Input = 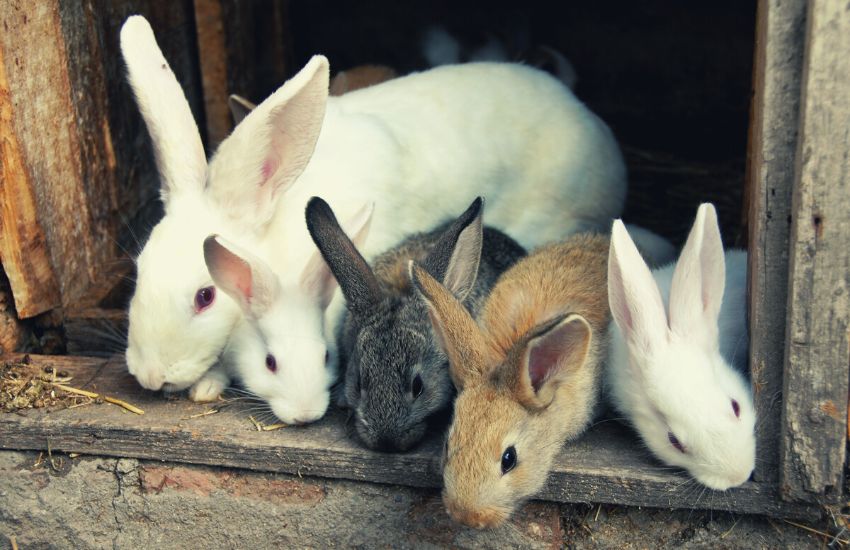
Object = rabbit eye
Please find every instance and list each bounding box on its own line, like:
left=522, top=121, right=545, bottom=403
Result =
left=668, top=432, right=686, bottom=453
left=265, top=354, right=277, bottom=373
left=412, top=374, right=423, bottom=399
left=731, top=399, right=740, bottom=418
left=501, top=446, right=517, bottom=474
left=194, top=286, right=216, bottom=313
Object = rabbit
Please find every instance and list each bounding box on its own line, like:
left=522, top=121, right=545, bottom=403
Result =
left=227, top=63, right=398, bottom=124
left=305, top=196, right=525, bottom=451
left=605, top=203, right=753, bottom=491
left=422, top=25, right=577, bottom=90
left=409, top=232, right=611, bottom=528
left=120, top=15, right=626, bottom=401
left=201, top=202, right=373, bottom=424
left=329, top=65, right=398, bottom=96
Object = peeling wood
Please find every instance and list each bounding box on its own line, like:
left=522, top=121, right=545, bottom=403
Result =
left=744, top=0, right=807, bottom=483
left=779, top=0, right=850, bottom=504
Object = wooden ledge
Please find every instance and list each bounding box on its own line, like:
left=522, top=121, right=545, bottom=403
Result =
left=0, top=354, right=819, bottom=519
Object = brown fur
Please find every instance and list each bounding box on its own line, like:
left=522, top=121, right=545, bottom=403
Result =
left=413, top=233, right=610, bottom=529
left=329, top=65, right=398, bottom=96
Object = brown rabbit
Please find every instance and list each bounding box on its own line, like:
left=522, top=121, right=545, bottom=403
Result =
left=409, top=233, right=610, bottom=529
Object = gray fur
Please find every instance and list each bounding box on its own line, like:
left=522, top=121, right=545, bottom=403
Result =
left=306, top=197, right=525, bottom=451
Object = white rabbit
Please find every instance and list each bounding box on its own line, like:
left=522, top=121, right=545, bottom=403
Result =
left=120, top=15, right=626, bottom=400
left=606, top=203, right=754, bottom=490
left=201, top=204, right=373, bottom=424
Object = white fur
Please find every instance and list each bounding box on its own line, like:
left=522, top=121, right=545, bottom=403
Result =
left=605, top=204, right=754, bottom=490
left=120, top=15, right=626, bottom=400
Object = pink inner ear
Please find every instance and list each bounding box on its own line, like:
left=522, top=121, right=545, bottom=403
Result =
left=261, top=157, right=278, bottom=184
left=529, top=342, right=561, bottom=392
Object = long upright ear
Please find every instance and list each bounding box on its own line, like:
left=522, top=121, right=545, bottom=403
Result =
left=513, top=314, right=592, bottom=409
left=301, top=202, right=374, bottom=310
left=409, top=262, right=491, bottom=390
left=207, top=56, right=330, bottom=229
left=228, top=94, right=256, bottom=126
left=120, top=16, right=206, bottom=203
left=668, top=203, right=725, bottom=342
left=608, top=220, right=669, bottom=353
left=305, top=197, right=382, bottom=316
left=421, top=197, right=484, bottom=302
left=203, top=235, right=279, bottom=318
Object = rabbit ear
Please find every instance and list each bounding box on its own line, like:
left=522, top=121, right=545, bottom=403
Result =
left=207, top=56, right=330, bottom=229
left=301, top=202, right=374, bottom=310
left=228, top=94, right=256, bottom=125
left=120, top=16, right=206, bottom=203
left=203, top=235, right=279, bottom=318
left=608, top=220, right=669, bottom=354
left=421, top=197, right=484, bottom=302
left=306, top=197, right=382, bottom=316
left=513, top=314, right=592, bottom=409
left=668, top=203, right=725, bottom=343
left=409, top=262, right=491, bottom=390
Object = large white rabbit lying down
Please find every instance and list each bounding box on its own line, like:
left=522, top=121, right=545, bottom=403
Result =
left=119, top=15, right=628, bottom=401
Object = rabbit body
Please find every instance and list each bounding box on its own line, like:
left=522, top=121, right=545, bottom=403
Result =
left=121, top=15, right=625, bottom=402
left=605, top=205, right=754, bottom=491
left=311, top=198, right=527, bottom=451
left=411, top=233, right=610, bottom=528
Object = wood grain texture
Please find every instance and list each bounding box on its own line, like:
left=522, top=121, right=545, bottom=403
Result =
left=0, top=353, right=819, bottom=518
left=744, top=0, right=807, bottom=483
left=779, top=0, right=850, bottom=504
left=193, top=0, right=288, bottom=146
left=0, top=2, right=63, bottom=317
left=0, top=1, right=204, bottom=317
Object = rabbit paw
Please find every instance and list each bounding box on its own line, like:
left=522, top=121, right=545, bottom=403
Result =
left=188, top=374, right=227, bottom=402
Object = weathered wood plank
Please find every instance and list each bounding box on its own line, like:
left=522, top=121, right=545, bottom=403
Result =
left=0, top=1, right=204, bottom=317
left=0, top=354, right=819, bottom=518
left=744, top=0, right=807, bottom=483
left=779, top=0, right=850, bottom=504
left=0, top=3, right=63, bottom=318
left=193, top=0, right=288, bottom=146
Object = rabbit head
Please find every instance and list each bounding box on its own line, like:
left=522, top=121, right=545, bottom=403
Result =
left=306, top=197, right=488, bottom=451
left=203, top=209, right=368, bottom=425
left=120, top=16, right=329, bottom=396
left=607, top=204, right=755, bottom=490
left=410, top=263, right=596, bottom=529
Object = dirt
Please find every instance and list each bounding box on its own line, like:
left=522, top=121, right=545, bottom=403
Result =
left=0, top=356, right=91, bottom=412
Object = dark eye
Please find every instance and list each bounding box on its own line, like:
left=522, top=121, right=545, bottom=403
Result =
left=194, top=286, right=215, bottom=312
left=265, top=354, right=277, bottom=373
left=731, top=399, right=740, bottom=418
left=412, top=374, right=423, bottom=399
left=668, top=432, right=686, bottom=453
left=501, top=446, right=517, bottom=474
left=325, top=351, right=330, bottom=364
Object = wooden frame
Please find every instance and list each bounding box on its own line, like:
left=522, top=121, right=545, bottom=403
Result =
left=1, top=0, right=848, bottom=519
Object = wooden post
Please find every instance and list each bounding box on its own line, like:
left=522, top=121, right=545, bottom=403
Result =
left=779, top=0, right=850, bottom=504
left=0, top=1, right=204, bottom=319
left=745, top=0, right=807, bottom=483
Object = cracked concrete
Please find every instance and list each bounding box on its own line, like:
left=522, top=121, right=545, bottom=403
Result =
left=0, top=450, right=822, bottom=548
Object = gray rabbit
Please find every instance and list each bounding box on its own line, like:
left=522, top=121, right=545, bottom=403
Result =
left=306, top=196, right=525, bottom=451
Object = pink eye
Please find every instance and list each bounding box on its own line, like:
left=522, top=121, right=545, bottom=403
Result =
left=731, top=399, right=740, bottom=418
left=265, top=354, right=277, bottom=373
left=194, top=286, right=216, bottom=312
left=668, top=432, right=686, bottom=453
